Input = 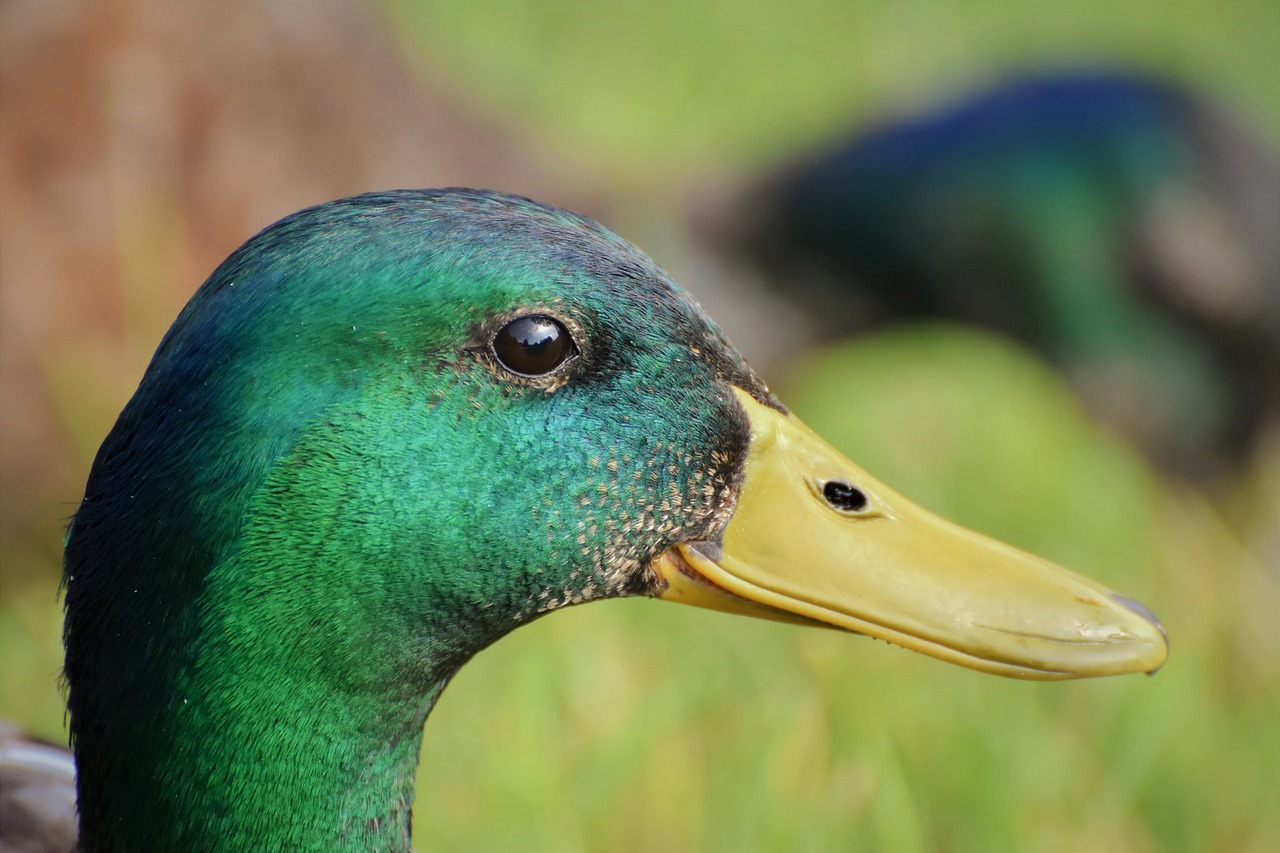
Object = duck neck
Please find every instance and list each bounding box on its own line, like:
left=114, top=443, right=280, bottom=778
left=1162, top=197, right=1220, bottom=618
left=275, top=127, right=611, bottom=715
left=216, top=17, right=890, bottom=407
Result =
left=176, top=671, right=448, bottom=851
left=75, top=613, right=456, bottom=852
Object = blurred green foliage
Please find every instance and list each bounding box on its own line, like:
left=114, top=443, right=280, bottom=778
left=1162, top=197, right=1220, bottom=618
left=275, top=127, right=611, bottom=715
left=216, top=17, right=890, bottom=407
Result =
left=384, top=0, right=1280, bottom=189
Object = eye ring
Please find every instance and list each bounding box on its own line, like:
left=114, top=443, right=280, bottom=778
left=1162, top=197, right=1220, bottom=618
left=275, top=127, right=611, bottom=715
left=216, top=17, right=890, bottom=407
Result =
left=492, top=314, right=577, bottom=377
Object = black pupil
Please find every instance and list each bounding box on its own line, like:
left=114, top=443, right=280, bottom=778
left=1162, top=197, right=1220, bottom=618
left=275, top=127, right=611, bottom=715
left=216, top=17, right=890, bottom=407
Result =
left=823, top=481, right=868, bottom=512
left=494, top=315, right=572, bottom=376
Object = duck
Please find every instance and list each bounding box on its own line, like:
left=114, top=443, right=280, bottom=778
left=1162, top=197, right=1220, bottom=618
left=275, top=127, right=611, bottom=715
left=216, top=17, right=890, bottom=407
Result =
left=42, top=188, right=1166, bottom=851
left=720, top=70, right=1280, bottom=479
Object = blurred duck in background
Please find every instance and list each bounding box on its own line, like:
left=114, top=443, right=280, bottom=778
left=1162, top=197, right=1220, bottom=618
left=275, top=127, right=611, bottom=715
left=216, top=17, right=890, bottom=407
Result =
left=716, top=70, right=1280, bottom=481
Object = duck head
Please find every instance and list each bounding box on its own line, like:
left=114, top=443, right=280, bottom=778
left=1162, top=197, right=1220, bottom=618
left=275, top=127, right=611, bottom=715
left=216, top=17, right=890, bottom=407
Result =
left=63, top=189, right=1166, bottom=850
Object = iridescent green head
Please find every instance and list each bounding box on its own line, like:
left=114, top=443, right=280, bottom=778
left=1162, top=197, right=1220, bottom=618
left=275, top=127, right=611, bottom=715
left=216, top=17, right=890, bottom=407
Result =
left=64, top=190, right=777, bottom=848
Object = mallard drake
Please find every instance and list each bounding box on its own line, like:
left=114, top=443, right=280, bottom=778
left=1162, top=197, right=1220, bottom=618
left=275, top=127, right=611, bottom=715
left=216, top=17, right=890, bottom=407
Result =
left=724, top=70, right=1280, bottom=477
left=55, top=189, right=1165, bottom=850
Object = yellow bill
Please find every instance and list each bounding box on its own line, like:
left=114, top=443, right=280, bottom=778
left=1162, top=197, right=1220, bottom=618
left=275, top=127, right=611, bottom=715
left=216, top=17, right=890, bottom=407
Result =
left=650, top=387, right=1168, bottom=680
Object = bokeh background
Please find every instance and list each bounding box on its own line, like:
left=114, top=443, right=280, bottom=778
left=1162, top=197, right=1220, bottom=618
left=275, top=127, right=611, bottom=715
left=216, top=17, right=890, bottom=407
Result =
left=2, top=1, right=1278, bottom=850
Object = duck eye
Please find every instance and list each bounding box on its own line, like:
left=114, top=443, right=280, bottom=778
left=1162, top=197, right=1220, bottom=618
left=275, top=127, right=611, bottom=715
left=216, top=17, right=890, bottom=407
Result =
left=823, top=480, right=868, bottom=513
left=492, top=315, right=576, bottom=376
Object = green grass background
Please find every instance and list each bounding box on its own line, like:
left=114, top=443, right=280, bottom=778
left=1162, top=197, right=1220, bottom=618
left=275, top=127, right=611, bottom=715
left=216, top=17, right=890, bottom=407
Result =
left=3, top=0, right=1278, bottom=850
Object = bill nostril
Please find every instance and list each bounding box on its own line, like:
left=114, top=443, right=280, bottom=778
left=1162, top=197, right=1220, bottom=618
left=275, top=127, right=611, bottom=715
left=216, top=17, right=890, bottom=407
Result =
left=823, top=481, right=868, bottom=513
